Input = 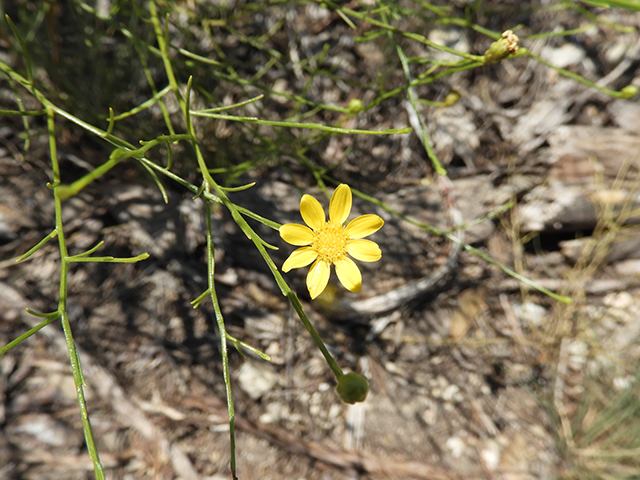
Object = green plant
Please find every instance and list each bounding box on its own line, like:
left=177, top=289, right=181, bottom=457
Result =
left=2, top=1, right=637, bottom=478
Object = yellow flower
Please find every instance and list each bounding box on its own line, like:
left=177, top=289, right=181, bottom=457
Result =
left=279, top=184, right=384, bottom=299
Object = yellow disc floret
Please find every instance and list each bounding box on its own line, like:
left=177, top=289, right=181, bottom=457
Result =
left=312, top=221, right=349, bottom=263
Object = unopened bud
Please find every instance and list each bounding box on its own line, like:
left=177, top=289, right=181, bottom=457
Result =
left=484, top=30, right=519, bottom=64
left=620, top=85, right=638, bottom=99
left=348, top=98, right=363, bottom=113
left=336, top=372, right=369, bottom=404
left=442, top=90, right=461, bottom=107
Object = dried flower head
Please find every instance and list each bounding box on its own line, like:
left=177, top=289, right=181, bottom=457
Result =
left=484, top=30, right=519, bottom=64
left=501, top=30, right=519, bottom=54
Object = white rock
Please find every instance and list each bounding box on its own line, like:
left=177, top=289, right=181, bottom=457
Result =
left=237, top=361, right=278, bottom=400
left=446, top=436, right=466, bottom=458
left=421, top=398, right=438, bottom=426
left=480, top=440, right=501, bottom=470
left=513, top=302, right=547, bottom=326
left=613, top=376, right=633, bottom=391
left=259, top=402, right=288, bottom=424
left=566, top=339, right=588, bottom=371
left=541, top=43, right=586, bottom=68
left=603, top=291, right=633, bottom=310
left=442, top=384, right=460, bottom=402
left=427, top=29, right=470, bottom=62
left=615, top=259, right=640, bottom=277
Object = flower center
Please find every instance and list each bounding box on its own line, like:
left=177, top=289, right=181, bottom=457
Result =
left=312, top=221, right=349, bottom=264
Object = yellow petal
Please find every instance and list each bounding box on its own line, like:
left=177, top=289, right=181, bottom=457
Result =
left=329, top=184, right=352, bottom=225
left=346, top=214, right=384, bottom=239
left=282, top=247, right=318, bottom=272
left=300, top=194, right=325, bottom=230
left=279, top=223, right=314, bottom=246
left=335, top=257, right=362, bottom=293
left=307, top=259, right=331, bottom=299
left=347, top=239, right=382, bottom=262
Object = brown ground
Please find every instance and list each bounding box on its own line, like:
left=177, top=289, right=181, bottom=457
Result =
left=2, top=2, right=640, bottom=480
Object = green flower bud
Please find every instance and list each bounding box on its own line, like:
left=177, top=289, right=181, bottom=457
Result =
left=484, top=30, right=519, bottom=65
left=441, top=91, right=461, bottom=107
left=348, top=98, right=363, bottom=113
left=336, top=372, right=369, bottom=404
left=620, top=85, right=638, bottom=99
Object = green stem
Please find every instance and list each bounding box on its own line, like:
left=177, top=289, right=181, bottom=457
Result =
left=204, top=196, right=237, bottom=480
left=445, top=232, right=572, bottom=304
left=136, top=157, right=282, bottom=230
left=56, top=155, right=123, bottom=200
left=48, top=108, right=104, bottom=479
left=579, top=0, right=640, bottom=12
left=150, top=3, right=241, bottom=474
left=149, top=1, right=183, bottom=104
left=396, top=44, right=446, bottom=176
left=526, top=49, right=635, bottom=98
left=0, top=108, right=46, bottom=115
left=0, top=61, right=132, bottom=150
left=17, top=229, right=58, bottom=261
left=57, top=134, right=193, bottom=200
left=68, top=253, right=150, bottom=263
left=0, top=314, right=60, bottom=356
left=318, top=0, right=484, bottom=63
left=189, top=111, right=412, bottom=136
